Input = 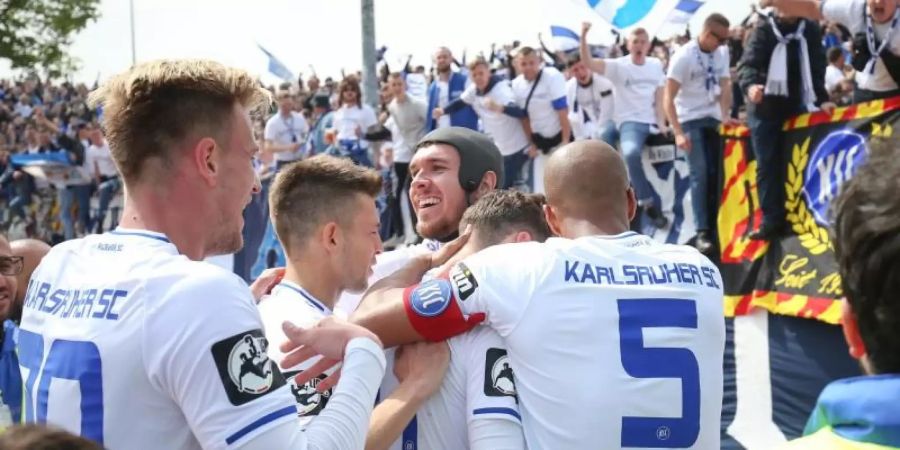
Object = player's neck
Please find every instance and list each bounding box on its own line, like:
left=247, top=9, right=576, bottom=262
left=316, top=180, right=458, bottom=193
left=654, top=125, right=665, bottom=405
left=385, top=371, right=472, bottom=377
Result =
left=118, top=188, right=210, bottom=261
left=563, top=218, right=630, bottom=239
left=283, top=260, right=341, bottom=310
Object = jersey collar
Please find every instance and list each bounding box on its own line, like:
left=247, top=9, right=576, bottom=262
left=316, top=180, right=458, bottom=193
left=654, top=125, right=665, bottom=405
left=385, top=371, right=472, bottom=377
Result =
left=108, top=227, right=171, bottom=243
left=275, top=280, right=332, bottom=315
left=807, top=375, right=900, bottom=447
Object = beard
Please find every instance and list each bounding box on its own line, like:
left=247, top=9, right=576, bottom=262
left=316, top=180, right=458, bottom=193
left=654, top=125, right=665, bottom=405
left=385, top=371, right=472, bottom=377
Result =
left=206, top=220, right=244, bottom=259
left=415, top=214, right=460, bottom=241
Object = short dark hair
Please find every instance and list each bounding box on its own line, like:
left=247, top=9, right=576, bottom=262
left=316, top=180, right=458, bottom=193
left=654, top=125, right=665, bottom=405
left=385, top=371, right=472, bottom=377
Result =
left=828, top=47, right=844, bottom=64
left=703, top=13, right=731, bottom=30
left=467, top=57, right=490, bottom=72
left=461, top=190, right=552, bottom=246
left=0, top=424, right=103, bottom=450
left=831, top=137, right=900, bottom=374
left=269, top=155, right=381, bottom=250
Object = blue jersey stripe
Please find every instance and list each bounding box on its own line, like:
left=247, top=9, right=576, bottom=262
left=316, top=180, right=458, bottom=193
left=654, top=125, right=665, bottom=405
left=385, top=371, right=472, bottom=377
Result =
left=402, top=415, right=417, bottom=450
left=108, top=230, right=171, bottom=243
left=473, top=407, right=521, bottom=421
left=225, top=405, right=297, bottom=445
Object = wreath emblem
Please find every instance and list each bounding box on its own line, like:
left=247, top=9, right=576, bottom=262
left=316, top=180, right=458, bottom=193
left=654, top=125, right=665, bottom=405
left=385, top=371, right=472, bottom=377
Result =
left=785, top=137, right=832, bottom=255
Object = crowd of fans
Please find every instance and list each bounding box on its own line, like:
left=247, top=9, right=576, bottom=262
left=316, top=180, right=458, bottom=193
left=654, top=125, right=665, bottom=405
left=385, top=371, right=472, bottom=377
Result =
left=0, top=5, right=888, bottom=253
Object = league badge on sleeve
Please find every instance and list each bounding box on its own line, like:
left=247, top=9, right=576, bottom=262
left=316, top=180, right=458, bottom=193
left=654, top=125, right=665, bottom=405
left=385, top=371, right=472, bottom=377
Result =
left=285, top=371, right=331, bottom=417
left=212, top=329, right=287, bottom=406
left=484, top=348, right=517, bottom=398
left=450, top=262, right=478, bottom=301
left=409, top=279, right=453, bottom=317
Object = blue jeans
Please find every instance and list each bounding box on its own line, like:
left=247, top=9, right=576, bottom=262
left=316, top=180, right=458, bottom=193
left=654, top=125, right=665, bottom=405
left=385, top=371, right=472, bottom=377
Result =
left=597, top=120, right=618, bottom=147
left=503, top=147, right=530, bottom=190
left=618, top=122, right=654, bottom=201
left=59, top=184, right=93, bottom=240
left=94, top=177, right=121, bottom=233
left=681, top=117, right=721, bottom=231
left=747, top=115, right=787, bottom=226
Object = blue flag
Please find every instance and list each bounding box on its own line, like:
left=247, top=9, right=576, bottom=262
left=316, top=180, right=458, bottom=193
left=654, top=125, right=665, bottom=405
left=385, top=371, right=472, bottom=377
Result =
left=257, top=44, right=295, bottom=81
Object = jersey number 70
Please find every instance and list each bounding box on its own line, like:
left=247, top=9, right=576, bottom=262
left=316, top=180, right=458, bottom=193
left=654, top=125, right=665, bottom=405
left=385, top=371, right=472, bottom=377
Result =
left=618, top=298, right=700, bottom=448
left=18, top=330, right=104, bottom=444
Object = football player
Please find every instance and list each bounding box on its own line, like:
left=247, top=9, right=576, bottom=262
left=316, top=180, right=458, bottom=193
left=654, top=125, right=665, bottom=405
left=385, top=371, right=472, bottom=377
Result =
left=335, top=140, right=726, bottom=449
left=17, top=60, right=385, bottom=450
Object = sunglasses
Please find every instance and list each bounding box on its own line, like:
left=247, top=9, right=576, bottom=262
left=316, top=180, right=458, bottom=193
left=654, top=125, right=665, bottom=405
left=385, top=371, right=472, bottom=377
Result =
left=710, top=32, right=729, bottom=45
left=0, top=256, right=23, bottom=276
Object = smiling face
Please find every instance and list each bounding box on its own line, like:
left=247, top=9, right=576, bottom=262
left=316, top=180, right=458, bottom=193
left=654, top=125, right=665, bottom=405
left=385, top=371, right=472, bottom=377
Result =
left=337, top=193, right=383, bottom=293
left=409, top=143, right=468, bottom=240
left=207, top=104, right=261, bottom=256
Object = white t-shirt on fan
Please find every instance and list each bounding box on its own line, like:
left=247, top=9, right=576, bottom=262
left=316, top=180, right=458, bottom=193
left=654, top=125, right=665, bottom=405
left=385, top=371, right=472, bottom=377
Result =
left=667, top=40, right=730, bottom=123
left=603, top=56, right=665, bottom=125
left=264, top=111, right=309, bottom=162
left=822, top=0, right=900, bottom=92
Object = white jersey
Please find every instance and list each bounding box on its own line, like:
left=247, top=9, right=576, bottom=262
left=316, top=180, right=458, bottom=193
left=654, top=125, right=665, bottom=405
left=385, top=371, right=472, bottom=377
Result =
left=417, top=326, right=522, bottom=450
left=405, top=232, right=725, bottom=449
left=413, top=270, right=522, bottom=450
left=566, top=73, right=615, bottom=141
left=459, top=79, right=530, bottom=156
left=512, top=67, right=568, bottom=138
left=265, top=111, right=310, bottom=162
left=18, top=230, right=298, bottom=450
left=258, top=281, right=334, bottom=428
left=336, top=239, right=441, bottom=450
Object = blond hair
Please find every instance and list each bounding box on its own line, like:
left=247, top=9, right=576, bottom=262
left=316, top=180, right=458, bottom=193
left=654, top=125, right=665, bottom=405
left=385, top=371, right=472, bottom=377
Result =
left=269, top=155, right=382, bottom=250
left=88, top=59, right=271, bottom=183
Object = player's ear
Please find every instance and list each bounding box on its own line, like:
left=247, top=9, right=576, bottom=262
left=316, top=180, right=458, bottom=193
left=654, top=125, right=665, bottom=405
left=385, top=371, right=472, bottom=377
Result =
left=192, top=136, right=219, bottom=187
left=321, top=222, right=340, bottom=251
left=841, top=299, right=868, bottom=362
left=625, top=187, right=637, bottom=223
left=513, top=230, right=533, bottom=243
left=544, top=204, right=563, bottom=237
left=473, top=171, right=498, bottom=202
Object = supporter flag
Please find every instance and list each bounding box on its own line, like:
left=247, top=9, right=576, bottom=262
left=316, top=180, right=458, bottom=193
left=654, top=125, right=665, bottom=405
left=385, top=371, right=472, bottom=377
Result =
left=550, top=25, right=581, bottom=52
left=257, top=44, right=295, bottom=81
left=577, top=0, right=703, bottom=36
left=718, top=95, right=900, bottom=325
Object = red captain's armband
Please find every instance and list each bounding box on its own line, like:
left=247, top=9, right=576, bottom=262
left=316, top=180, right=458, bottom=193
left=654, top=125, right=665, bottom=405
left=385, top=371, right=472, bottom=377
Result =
left=402, top=278, right=484, bottom=342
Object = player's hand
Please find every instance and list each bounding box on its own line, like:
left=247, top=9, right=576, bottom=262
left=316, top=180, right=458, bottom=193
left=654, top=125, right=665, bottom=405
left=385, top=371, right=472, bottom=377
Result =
left=394, top=341, right=450, bottom=396
left=748, top=84, right=765, bottom=104
left=250, top=267, right=285, bottom=303
left=432, top=108, right=444, bottom=120
left=280, top=316, right=382, bottom=392
left=581, top=21, right=592, bottom=36
left=527, top=145, right=539, bottom=158
left=675, top=132, right=691, bottom=152
left=429, top=225, right=471, bottom=269
left=820, top=102, right=837, bottom=115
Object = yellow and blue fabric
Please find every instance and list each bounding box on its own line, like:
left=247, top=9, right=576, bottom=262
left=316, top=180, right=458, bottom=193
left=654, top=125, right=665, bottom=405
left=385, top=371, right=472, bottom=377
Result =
left=782, top=375, right=900, bottom=449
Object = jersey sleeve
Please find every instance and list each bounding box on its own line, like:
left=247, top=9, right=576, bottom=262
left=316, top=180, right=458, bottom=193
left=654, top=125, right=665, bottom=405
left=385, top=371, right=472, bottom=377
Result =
left=401, top=243, right=545, bottom=341
left=550, top=71, right=568, bottom=110
left=603, top=58, right=621, bottom=84
left=460, top=85, right=478, bottom=104
left=143, top=266, right=297, bottom=450
left=362, top=106, right=379, bottom=130
left=264, top=118, right=278, bottom=141
left=717, top=47, right=731, bottom=79
left=667, top=48, right=690, bottom=83
left=463, top=328, right=521, bottom=426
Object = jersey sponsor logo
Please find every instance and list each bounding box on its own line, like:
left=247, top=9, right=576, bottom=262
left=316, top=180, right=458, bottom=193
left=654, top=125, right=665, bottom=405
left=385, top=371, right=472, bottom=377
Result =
left=449, top=263, right=478, bottom=301
left=484, top=348, right=517, bottom=398
left=212, top=329, right=287, bottom=406
left=408, top=279, right=453, bottom=317
left=285, top=370, right=331, bottom=417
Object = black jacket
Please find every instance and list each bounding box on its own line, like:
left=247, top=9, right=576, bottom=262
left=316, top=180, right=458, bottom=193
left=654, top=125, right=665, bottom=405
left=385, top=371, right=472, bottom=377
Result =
left=739, top=16, right=829, bottom=120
